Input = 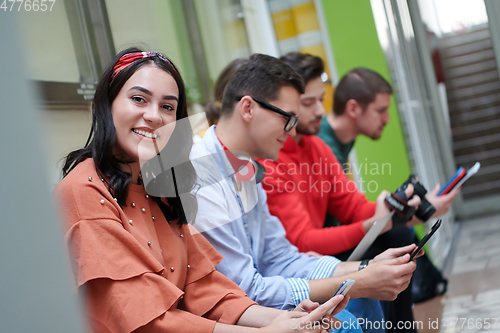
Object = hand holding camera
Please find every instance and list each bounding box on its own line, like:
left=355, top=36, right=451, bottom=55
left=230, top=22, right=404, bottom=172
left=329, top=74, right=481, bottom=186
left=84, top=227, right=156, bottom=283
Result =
left=385, top=175, right=436, bottom=228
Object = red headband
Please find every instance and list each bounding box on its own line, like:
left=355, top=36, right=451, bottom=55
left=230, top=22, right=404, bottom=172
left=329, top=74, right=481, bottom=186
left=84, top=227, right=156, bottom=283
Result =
left=109, top=51, right=177, bottom=83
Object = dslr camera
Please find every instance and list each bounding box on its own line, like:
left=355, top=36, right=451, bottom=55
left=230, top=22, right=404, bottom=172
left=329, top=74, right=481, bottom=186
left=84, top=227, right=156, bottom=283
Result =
left=385, top=175, right=436, bottom=227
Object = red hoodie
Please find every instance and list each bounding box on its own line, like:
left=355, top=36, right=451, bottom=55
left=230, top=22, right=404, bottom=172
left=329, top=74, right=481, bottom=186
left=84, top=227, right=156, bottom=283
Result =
left=260, top=135, right=376, bottom=255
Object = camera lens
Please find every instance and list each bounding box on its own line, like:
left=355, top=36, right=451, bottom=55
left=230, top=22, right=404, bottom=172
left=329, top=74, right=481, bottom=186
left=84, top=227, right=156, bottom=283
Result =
left=415, top=200, right=436, bottom=221
left=407, top=175, right=436, bottom=221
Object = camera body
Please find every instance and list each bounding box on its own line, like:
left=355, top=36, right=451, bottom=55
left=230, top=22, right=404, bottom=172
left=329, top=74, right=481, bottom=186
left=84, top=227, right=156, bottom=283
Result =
left=396, top=175, right=436, bottom=221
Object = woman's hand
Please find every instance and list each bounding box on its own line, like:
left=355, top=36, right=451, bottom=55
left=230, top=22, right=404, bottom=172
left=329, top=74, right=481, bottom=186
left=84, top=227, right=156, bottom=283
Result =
left=293, top=296, right=349, bottom=317
left=260, top=295, right=346, bottom=333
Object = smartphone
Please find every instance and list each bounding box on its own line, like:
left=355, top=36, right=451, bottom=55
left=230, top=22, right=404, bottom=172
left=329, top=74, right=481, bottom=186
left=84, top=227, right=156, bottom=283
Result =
left=409, top=219, right=442, bottom=261
left=438, top=162, right=481, bottom=196
left=438, top=167, right=466, bottom=196
left=327, top=279, right=355, bottom=315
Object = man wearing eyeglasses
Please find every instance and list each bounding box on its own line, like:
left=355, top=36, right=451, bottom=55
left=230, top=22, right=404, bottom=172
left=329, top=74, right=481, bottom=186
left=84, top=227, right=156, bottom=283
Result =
left=190, top=54, right=419, bottom=333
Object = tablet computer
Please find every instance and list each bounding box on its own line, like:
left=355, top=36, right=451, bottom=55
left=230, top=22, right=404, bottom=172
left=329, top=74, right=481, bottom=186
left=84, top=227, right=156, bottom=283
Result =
left=347, top=211, right=394, bottom=261
left=409, top=219, right=441, bottom=261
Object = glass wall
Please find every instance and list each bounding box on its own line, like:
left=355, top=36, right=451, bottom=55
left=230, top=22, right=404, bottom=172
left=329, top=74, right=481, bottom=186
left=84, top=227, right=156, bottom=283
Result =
left=417, top=0, right=500, bottom=204
left=17, top=1, right=80, bottom=82
left=194, top=0, right=251, bottom=84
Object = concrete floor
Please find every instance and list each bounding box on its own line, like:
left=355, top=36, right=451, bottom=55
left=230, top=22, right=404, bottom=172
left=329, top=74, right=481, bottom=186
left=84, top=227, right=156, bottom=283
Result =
left=413, top=214, right=500, bottom=332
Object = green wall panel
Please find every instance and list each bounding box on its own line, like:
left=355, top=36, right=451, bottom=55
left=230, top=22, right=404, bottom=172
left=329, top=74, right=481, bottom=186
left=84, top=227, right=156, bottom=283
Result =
left=321, top=0, right=412, bottom=201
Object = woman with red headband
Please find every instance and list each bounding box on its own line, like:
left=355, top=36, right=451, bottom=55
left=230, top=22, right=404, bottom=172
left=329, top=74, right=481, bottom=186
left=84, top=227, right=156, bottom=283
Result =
left=55, top=47, right=345, bottom=333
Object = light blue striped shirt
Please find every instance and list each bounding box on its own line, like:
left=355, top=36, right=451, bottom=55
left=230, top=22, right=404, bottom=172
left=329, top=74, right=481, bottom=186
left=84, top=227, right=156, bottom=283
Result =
left=190, top=126, right=341, bottom=309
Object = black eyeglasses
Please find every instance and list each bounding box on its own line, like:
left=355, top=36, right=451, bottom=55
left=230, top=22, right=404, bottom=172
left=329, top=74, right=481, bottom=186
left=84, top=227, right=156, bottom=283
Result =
left=237, top=96, right=299, bottom=132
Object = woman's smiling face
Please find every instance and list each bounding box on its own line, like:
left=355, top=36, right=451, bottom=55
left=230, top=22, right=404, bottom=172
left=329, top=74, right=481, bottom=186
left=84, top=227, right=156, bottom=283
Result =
left=111, top=63, right=179, bottom=164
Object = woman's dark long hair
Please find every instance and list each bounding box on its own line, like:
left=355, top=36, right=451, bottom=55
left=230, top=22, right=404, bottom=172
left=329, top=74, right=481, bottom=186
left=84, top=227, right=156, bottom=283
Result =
left=62, top=47, right=197, bottom=225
